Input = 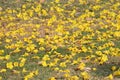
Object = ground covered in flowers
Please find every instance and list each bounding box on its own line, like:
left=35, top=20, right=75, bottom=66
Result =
left=0, top=0, right=120, bottom=80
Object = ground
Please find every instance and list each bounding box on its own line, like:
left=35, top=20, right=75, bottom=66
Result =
left=0, top=0, right=120, bottom=80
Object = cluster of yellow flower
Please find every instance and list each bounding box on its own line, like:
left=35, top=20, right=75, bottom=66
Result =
left=0, top=0, right=120, bottom=80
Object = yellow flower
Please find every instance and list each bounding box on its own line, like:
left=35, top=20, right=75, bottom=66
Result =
left=53, top=67, right=59, bottom=71
left=34, top=5, right=41, bottom=13
left=24, top=77, right=28, bottom=80
left=39, top=47, right=45, bottom=51
left=42, top=61, right=48, bottom=67
left=13, top=48, right=20, bottom=53
left=111, top=66, right=116, bottom=71
left=92, top=68, right=97, bottom=71
left=78, top=62, right=86, bottom=70
left=26, top=44, right=36, bottom=52
left=41, top=9, right=48, bottom=16
left=60, top=62, right=66, bottom=67
left=0, top=76, right=2, bottom=80
left=64, top=69, right=70, bottom=73
left=24, top=72, right=34, bottom=80
left=6, top=62, right=13, bottom=69
left=48, top=62, right=55, bottom=67
left=32, top=56, right=40, bottom=59
left=113, top=70, right=120, bottom=76
left=79, top=0, right=87, bottom=4
left=55, top=0, right=59, bottom=3
left=19, top=62, right=25, bottom=67
left=4, top=55, right=10, bottom=60
left=34, top=70, right=39, bottom=75
left=81, top=71, right=90, bottom=80
left=0, top=69, right=6, bottom=73
left=72, top=60, right=78, bottom=65
left=33, top=49, right=38, bottom=54
left=70, top=10, right=76, bottom=17
left=0, top=50, right=4, bottom=55
left=5, top=39, right=11, bottom=43
left=22, top=4, right=26, bottom=9
left=22, top=68, right=27, bottom=73
left=13, top=62, right=19, bottom=67
left=106, top=74, right=113, bottom=80
left=99, top=54, right=108, bottom=64
left=0, top=56, right=4, bottom=60
left=93, top=5, right=101, bottom=11
left=114, top=31, right=120, bottom=37
left=64, top=73, right=70, bottom=78
left=42, top=55, right=50, bottom=61
left=49, top=77, right=56, bottom=80
left=19, top=58, right=26, bottom=67
left=70, top=76, right=79, bottom=80
left=22, top=53, right=29, bottom=57
left=28, top=10, right=33, bottom=17
left=81, top=46, right=87, bottom=52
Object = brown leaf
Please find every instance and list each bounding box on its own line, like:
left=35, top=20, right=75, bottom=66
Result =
left=38, top=61, right=42, bottom=65
left=40, top=0, right=45, bottom=3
